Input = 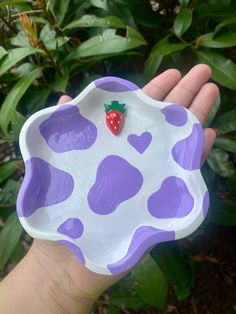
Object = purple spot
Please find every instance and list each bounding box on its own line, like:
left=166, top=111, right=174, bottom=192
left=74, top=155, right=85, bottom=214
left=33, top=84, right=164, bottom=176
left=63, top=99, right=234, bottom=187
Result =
left=57, top=218, right=84, bottom=239
left=161, top=104, right=187, bottom=126
left=58, top=240, right=85, bottom=264
left=40, top=105, right=97, bottom=153
left=203, top=191, right=210, bottom=217
left=127, top=132, right=152, bottom=154
left=17, top=158, right=74, bottom=217
left=95, top=76, right=139, bottom=92
left=172, top=123, right=204, bottom=170
left=148, top=176, right=194, bottom=219
left=108, top=226, right=175, bottom=274
left=87, top=155, right=143, bottom=215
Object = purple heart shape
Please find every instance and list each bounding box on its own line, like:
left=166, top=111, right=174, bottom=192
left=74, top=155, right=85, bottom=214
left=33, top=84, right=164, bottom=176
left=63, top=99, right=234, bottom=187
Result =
left=127, top=132, right=152, bottom=154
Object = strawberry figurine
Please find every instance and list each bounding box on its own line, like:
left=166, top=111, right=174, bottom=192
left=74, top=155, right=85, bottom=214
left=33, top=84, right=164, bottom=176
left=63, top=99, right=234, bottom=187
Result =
left=104, top=100, right=126, bottom=136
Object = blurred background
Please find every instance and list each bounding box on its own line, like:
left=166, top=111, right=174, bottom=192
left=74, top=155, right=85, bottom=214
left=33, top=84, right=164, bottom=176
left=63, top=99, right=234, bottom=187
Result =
left=0, top=0, right=236, bottom=313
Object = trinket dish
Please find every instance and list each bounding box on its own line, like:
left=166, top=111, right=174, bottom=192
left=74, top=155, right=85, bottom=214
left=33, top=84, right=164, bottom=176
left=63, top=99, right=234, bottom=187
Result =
left=17, top=77, right=209, bottom=275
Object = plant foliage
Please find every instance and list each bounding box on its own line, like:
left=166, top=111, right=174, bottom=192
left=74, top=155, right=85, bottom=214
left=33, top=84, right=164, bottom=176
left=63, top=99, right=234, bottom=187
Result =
left=0, top=0, right=236, bottom=311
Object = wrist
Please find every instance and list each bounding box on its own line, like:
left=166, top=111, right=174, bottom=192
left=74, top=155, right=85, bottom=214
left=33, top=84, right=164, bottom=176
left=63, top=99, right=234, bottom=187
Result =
left=29, top=240, right=120, bottom=312
left=28, top=241, right=95, bottom=314
left=0, top=239, right=120, bottom=314
left=0, top=242, right=94, bottom=314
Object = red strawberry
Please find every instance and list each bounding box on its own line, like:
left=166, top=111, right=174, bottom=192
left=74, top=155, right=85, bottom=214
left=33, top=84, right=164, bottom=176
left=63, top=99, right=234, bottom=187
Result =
left=105, top=101, right=126, bottom=136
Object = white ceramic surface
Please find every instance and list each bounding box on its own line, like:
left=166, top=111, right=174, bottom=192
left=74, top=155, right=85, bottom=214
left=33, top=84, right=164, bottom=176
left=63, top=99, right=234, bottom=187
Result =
left=16, top=77, right=209, bottom=275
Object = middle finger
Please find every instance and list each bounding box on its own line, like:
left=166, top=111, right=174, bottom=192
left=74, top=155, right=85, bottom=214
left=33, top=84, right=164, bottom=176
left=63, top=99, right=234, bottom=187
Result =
left=164, top=64, right=212, bottom=107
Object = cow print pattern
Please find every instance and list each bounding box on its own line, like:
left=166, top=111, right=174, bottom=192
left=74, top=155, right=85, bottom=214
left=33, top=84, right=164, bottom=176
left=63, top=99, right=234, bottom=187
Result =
left=17, top=77, right=209, bottom=275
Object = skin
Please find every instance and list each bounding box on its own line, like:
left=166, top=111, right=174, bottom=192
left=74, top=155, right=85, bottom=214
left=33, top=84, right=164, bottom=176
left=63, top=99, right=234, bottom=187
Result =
left=0, top=64, right=219, bottom=314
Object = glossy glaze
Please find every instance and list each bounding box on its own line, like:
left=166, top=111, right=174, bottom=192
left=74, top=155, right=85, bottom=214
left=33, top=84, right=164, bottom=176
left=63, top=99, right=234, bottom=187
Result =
left=17, top=76, right=209, bottom=275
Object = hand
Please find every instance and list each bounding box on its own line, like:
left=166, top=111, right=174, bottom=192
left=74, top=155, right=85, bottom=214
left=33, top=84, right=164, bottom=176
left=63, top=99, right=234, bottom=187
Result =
left=32, top=64, right=219, bottom=309
left=142, top=64, right=218, bottom=162
left=0, top=65, right=219, bottom=314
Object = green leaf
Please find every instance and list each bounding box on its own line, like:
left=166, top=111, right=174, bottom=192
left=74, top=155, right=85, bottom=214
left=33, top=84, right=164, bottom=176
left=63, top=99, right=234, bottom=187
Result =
left=0, top=161, right=19, bottom=184
left=64, top=15, right=125, bottom=30
left=21, top=85, right=51, bottom=113
left=195, top=3, right=233, bottom=19
left=109, top=296, right=143, bottom=310
left=90, top=0, right=108, bottom=11
left=214, top=16, right=236, bottom=33
left=215, top=136, right=236, bottom=154
left=204, top=95, right=220, bottom=127
left=151, top=242, right=193, bottom=300
left=31, top=16, right=48, bottom=25
left=40, top=24, right=56, bottom=50
left=209, top=198, right=236, bottom=226
left=200, top=32, right=236, bottom=48
left=10, top=31, right=30, bottom=47
left=145, top=54, right=163, bottom=79
left=174, top=9, right=192, bottom=37
left=207, top=148, right=236, bottom=179
left=132, top=255, right=167, bottom=309
left=107, top=1, right=136, bottom=28
left=179, top=0, right=190, bottom=6
left=108, top=274, right=144, bottom=310
left=46, top=0, right=57, bottom=21
left=40, top=25, right=68, bottom=49
left=196, top=50, right=236, bottom=90
left=107, top=305, right=120, bottom=314
left=0, top=179, right=21, bottom=204
left=11, top=242, right=25, bottom=263
left=0, top=0, right=30, bottom=8
left=50, top=73, right=69, bottom=93
left=0, top=47, right=40, bottom=77
left=67, top=51, right=140, bottom=78
left=10, top=110, right=27, bottom=139
left=57, top=0, right=71, bottom=26
left=0, top=212, right=23, bottom=271
left=14, top=62, right=38, bottom=78
left=215, top=109, right=236, bottom=134
left=145, top=37, right=187, bottom=78
left=56, top=36, right=69, bottom=48
left=66, top=27, right=146, bottom=59
left=108, top=0, right=160, bottom=28
left=75, top=0, right=92, bottom=12
left=0, top=46, right=7, bottom=61
left=0, top=67, right=42, bottom=135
